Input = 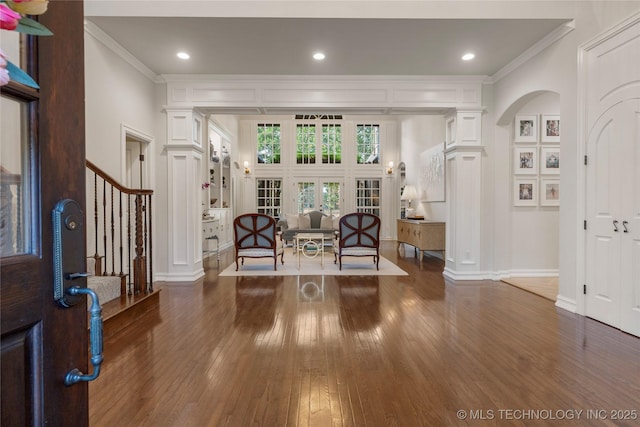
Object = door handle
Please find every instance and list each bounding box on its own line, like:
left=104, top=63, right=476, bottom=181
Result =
left=64, top=287, right=103, bottom=386
left=623, top=220, right=629, bottom=233
left=613, top=220, right=619, bottom=232
left=52, top=199, right=103, bottom=386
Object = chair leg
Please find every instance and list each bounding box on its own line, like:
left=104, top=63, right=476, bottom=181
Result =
left=235, top=256, right=239, bottom=271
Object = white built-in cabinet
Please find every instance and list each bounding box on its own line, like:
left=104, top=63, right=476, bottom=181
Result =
left=203, top=121, right=234, bottom=250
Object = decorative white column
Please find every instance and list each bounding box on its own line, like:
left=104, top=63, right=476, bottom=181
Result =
left=163, top=108, right=206, bottom=282
left=443, top=109, right=485, bottom=280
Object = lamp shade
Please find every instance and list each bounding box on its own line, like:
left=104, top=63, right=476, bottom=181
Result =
left=401, top=185, right=418, bottom=201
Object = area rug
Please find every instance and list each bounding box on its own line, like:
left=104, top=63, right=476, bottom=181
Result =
left=219, top=249, right=407, bottom=277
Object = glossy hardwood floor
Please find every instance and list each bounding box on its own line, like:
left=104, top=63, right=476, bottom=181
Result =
left=89, top=242, right=640, bottom=426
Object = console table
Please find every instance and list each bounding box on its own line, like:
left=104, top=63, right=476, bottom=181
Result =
left=397, top=219, right=445, bottom=262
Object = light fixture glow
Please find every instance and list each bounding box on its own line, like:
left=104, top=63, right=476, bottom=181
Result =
left=177, top=52, right=190, bottom=60
left=243, top=160, right=251, bottom=175
left=462, top=53, right=475, bottom=61
left=313, top=52, right=326, bottom=61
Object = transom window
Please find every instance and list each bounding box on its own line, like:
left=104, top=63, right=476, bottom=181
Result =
left=322, top=124, right=341, bottom=164
left=296, top=124, right=316, bottom=164
left=257, top=123, right=281, bottom=164
left=356, top=124, right=380, bottom=164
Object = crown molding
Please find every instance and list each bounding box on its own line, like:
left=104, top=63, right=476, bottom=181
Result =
left=84, top=20, right=158, bottom=83
left=489, top=20, right=575, bottom=84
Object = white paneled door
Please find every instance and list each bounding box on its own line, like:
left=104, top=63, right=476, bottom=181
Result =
left=585, top=98, right=640, bottom=337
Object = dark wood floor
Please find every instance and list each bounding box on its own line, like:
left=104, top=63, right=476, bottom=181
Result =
left=89, top=242, right=640, bottom=426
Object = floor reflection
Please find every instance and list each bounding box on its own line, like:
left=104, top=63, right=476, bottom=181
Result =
left=234, top=276, right=282, bottom=331
left=337, top=276, right=380, bottom=331
left=297, top=276, right=325, bottom=302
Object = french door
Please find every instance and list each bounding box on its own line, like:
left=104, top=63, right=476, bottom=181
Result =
left=294, top=178, right=343, bottom=216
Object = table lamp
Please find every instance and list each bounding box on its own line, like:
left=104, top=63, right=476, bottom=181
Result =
left=401, top=185, right=418, bottom=218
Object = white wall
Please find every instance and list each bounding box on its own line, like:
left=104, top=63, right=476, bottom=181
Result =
left=490, top=3, right=640, bottom=305
left=510, top=92, right=560, bottom=272
left=398, top=115, right=446, bottom=221
left=84, top=28, right=165, bottom=272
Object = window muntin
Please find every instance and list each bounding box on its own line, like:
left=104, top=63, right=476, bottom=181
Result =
left=256, top=178, right=282, bottom=218
left=297, top=182, right=315, bottom=213
left=322, top=182, right=341, bottom=216
left=257, top=124, right=281, bottom=164
left=296, top=124, right=316, bottom=164
left=355, top=178, right=381, bottom=217
left=322, top=124, right=341, bottom=164
left=356, top=124, right=380, bottom=164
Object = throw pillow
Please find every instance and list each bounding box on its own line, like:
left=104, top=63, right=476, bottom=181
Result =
left=298, top=213, right=311, bottom=229
left=332, top=215, right=341, bottom=229
left=320, top=214, right=334, bottom=229
left=285, top=213, right=299, bottom=229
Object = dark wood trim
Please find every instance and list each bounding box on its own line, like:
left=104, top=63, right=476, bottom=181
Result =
left=86, top=160, right=153, bottom=195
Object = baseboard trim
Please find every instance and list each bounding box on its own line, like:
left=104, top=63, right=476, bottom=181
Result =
left=154, top=269, right=205, bottom=282
left=555, top=295, right=577, bottom=313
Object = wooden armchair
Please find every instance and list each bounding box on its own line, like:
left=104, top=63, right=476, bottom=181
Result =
left=233, top=213, right=284, bottom=271
left=334, top=212, right=381, bottom=270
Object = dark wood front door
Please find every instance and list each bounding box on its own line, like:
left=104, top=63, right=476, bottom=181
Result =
left=1, top=2, right=89, bottom=425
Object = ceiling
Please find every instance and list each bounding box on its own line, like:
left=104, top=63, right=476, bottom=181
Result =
left=85, top=16, right=570, bottom=77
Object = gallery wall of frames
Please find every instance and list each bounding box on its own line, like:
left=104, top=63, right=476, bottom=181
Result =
left=512, top=114, right=560, bottom=207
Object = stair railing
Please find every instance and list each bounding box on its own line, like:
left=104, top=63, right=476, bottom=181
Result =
left=86, top=160, right=153, bottom=296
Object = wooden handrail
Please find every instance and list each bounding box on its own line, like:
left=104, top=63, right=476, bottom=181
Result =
left=86, top=160, right=154, bottom=297
left=86, top=160, right=153, bottom=195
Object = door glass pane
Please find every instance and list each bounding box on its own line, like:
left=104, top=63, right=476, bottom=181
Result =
left=322, top=182, right=340, bottom=216
left=1, top=96, right=32, bottom=257
left=297, top=182, right=315, bottom=213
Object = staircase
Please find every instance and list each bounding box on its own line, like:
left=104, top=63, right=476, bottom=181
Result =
left=86, top=160, right=158, bottom=337
left=87, top=257, right=121, bottom=304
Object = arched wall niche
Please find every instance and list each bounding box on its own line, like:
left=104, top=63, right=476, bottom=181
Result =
left=492, top=89, right=561, bottom=281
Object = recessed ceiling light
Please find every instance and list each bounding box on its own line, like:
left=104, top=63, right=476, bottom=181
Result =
left=313, top=52, right=326, bottom=61
left=462, top=53, right=475, bottom=61
left=177, top=52, right=190, bottom=60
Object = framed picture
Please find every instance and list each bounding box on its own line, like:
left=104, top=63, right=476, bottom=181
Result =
left=540, top=178, right=560, bottom=206
left=540, top=146, right=560, bottom=174
left=513, top=146, right=538, bottom=175
left=419, top=143, right=445, bottom=202
left=515, top=115, right=538, bottom=143
left=514, top=178, right=538, bottom=206
left=541, top=114, right=560, bottom=143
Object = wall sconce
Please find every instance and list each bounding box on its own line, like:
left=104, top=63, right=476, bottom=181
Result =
left=243, top=160, right=251, bottom=175
left=386, top=161, right=394, bottom=175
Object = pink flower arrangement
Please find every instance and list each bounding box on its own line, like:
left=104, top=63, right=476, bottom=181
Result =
left=0, top=3, right=21, bottom=30
left=202, top=182, right=211, bottom=190
left=0, top=0, right=52, bottom=88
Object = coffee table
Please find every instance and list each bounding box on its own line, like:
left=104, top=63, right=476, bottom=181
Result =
left=295, top=232, right=329, bottom=269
